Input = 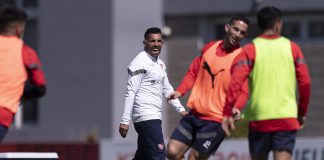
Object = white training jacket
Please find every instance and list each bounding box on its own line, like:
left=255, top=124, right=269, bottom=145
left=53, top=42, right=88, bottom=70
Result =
left=120, top=51, right=185, bottom=125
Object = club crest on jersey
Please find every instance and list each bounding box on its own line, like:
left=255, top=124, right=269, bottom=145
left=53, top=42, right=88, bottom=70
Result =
left=158, top=143, right=164, bottom=150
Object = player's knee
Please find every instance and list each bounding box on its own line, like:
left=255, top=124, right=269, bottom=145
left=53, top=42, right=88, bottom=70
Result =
left=188, top=149, right=209, bottom=160
left=188, top=150, right=198, bottom=159
left=167, top=144, right=182, bottom=160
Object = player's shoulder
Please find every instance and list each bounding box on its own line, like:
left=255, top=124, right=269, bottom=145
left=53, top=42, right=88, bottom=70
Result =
left=241, top=43, right=256, bottom=59
left=243, top=43, right=255, bottom=49
left=22, top=44, right=37, bottom=54
left=200, top=41, right=219, bottom=55
left=289, top=40, right=300, bottom=49
left=128, top=51, right=147, bottom=71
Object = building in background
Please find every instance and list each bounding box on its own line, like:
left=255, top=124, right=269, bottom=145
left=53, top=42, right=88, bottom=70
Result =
left=0, top=0, right=323, bottom=142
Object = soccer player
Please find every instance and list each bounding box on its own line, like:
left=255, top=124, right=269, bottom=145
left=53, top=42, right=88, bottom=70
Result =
left=0, top=5, right=46, bottom=141
left=119, top=27, right=188, bottom=160
left=167, top=15, right=250, bottom=160
left=222, top=6, right=311, bottom=160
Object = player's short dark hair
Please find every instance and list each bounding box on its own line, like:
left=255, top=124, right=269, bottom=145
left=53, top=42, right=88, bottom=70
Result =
left=257, top=6, right=282, bottom=31
left=144, top=27, right=162, bottom=40
left=0, top=5, right=28, bottom=33
left=228, top=15, right=250, bottom=26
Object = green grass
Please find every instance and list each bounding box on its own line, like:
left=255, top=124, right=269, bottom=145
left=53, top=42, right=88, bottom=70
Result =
left=231, top=118, right=249, bottom=138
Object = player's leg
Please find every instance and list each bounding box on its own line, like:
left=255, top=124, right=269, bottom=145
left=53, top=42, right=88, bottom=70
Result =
left=133, top=122, right=146, bottom=160
left=248, top=130, right=271, bottom=160
left=167, top=139, right=189, bottom=160
left=188, top=148, right=209, bottom=160
left=167, top=114, right=193, bottom=160
left=272, top=130, right=297, bottom=160
left=133, top=119, right=166, bottom=160
left=273, top=151, right=292, bottom=160
left=189, top=117, right=225, bottom=160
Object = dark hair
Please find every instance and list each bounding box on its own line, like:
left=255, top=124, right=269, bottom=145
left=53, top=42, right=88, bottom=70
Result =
left=0, top=5, right=28, bottom=33
left=228, top=15, right=250, bottom=26
left=144, top=27, right=162, bottom=40
left=257, top=6, right=282, bottom=31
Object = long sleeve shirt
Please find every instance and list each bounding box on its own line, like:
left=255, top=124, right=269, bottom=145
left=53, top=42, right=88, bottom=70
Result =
left=120, top=51, right=185, bottom=125
left=224, top=35, right=311, bottom=132
left=176, top=41, right=249, bottom=111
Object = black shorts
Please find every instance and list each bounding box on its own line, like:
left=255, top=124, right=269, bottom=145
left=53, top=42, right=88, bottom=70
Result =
left=170, top=114, right=225, bottom=155
left=248, top=130, right=297, bottom=156
left=133, top=119, right=166, bottom=160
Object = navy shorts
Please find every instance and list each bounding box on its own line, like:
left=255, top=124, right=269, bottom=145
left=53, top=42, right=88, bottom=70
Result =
left=248, top=130, right=297, bottom=156
left=133, top=119, right=166, bottom=160
left=0, top=125, right=8, bottom=142
left=170, top=114, right=225, bottom=155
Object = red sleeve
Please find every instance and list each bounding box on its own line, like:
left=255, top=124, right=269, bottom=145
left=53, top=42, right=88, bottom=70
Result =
left=176, top=56, right=201, bottom=96
left=233, top=80, right=249, bottom=110
left=291, top=42, right=311, bottom=117
left=176, top=41, right=215, bottom=96
left=23, top=44, right=47, bottom=86
left=224, top=44, right=255, bottom=116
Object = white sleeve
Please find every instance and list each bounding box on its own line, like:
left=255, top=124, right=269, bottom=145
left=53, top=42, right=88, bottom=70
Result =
left=162, top=71, right=186, bottom=113
left=120, top=66, right=146, bottom=125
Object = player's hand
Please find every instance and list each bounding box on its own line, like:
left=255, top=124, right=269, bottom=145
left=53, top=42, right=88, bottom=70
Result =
left=232, top=107, right=241, bottom=121
left=222, top=116, right=235, bottom=137
left=119, top=123, right=129, bottom=138
left=180, top=111, right=189, bottom=117
left=167, top=91, right=181, bottom=101
left=298, top=115, right=306, bottom=129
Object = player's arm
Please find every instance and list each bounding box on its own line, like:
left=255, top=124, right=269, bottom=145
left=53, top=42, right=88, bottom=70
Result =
left=168, top=42, right=215, bottom=100
left=223, top=45, right=254, bottom=136
left=22, top=44, right=47, bottom=99
left=119, top=66, right=145, bottom=138
left=162, top=67, right=188, bottom=116
left=232, top=80, right=249, bottom=120
left=175, top=56, right=201, bottom=95
left=291, top=42, right=311, bottom=127
left=224, top=46, right=253, bottom=117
